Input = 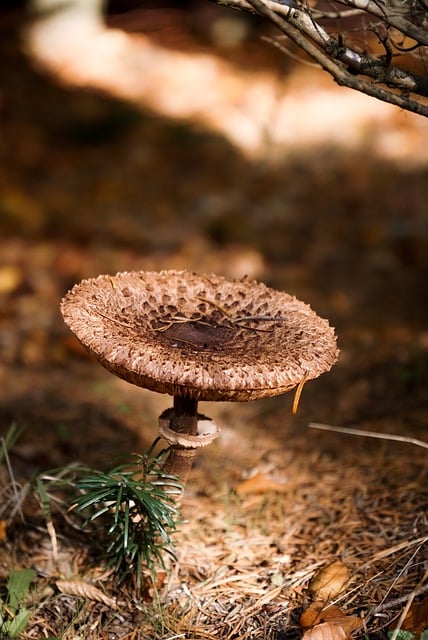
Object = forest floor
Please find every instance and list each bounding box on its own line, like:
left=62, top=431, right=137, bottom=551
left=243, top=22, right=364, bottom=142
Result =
left=0, top=4, right=427, bottom=639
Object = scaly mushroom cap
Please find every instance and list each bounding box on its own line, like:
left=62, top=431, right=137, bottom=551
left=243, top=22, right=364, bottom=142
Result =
left=61, top=270, right=338, bottom=401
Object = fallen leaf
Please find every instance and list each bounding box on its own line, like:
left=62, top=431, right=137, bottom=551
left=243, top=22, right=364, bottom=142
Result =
left=235, top=471, right=288, bottom=496
left=309, top=561, right=350, bottom=601
left=401, top=595, right=428, bottom=639
left=301, top=620, right=350, bottom=640
left=301, top=602, right=361, bottom=634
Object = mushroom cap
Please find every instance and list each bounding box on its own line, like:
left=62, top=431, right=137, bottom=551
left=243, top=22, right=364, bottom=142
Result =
left=61, top=270, right=338, bottom=401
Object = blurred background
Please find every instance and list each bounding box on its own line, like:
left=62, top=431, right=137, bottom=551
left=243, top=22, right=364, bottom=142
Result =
left=1, top=0, right=427, bottom=471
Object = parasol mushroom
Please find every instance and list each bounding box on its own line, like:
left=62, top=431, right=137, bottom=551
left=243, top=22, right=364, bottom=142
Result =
left=60, top=270, right=338, bottom=484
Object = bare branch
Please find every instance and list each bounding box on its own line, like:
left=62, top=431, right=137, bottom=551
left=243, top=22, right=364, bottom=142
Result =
left=215, top=0, right=428, bottom=116
left=310, top=7, right=366, bottom=19
left=334, top=0, right=428, bottom=45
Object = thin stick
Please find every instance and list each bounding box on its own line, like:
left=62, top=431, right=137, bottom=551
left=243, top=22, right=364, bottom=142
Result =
left=372, top=582, right=428, bottom=613
left=197, top=296, right=232, bottom=318
left=308, top=422, right=428, bottom=450
left=197, top=296, right=284, bottom=331
left=96, top=310, right=133, bottom=329
left=357, top=536, right=428, bottom=571
left=371, top=543, right=425, bottom=613
left=197, top=296, right=287, bottom=324
left=154, top=315, right=202, bottom=332
left=234, top=315, right=287, bottom=323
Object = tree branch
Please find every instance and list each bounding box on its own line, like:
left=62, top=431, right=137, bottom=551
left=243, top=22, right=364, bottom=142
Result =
left=216, top=0, right=428, bottom=116
left=334, top=0, right=428, bottom=45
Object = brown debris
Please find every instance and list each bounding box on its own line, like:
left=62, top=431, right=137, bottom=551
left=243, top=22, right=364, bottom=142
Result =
left=56, top=578, right=117, bottom=609
left=235, top=470, right=290, bottom=496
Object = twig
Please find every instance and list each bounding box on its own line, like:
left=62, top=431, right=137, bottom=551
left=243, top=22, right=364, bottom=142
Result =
left=233, top=315, right=287, bottom=323
left=371, top=543, right=426, bottom=613
left=197, top=296, right=285, bottom=331
left=233, top=315, right=286, bottom=332
left=371, top=582, right=428, bottom=614
left=96, top=310, right=133, bottom=329
left=154, top=314, right=203, bottom=332
left=334, top=0, right=428, bottom=45
left=197, top=296, right=232, bottom=319
left=308, top=422, right=428, bottom=449
left=218, top=0, right=428, bottom=115
left=248, top=0, right=428, bottom=99
left=310, top=7, right=366, bottom=19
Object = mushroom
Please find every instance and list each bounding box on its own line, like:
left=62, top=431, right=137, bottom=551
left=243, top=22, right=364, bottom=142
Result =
left=60, top=270, right=338, bottom=485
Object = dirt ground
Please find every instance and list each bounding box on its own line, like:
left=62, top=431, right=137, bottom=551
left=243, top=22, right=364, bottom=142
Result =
left=0, top=4, right=427, bottom=639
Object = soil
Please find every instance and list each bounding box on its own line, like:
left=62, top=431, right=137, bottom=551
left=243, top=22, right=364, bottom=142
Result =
left=0, top=4, right=427, bottom=639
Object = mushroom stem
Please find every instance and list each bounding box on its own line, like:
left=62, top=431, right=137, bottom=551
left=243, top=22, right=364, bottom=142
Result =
left=171, top=395, right=199, bottom=435
left=162, top=394, right=199, bottom=483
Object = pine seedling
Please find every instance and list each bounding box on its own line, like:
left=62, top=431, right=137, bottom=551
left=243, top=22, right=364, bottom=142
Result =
left=72, top=440, right=182, bottom=585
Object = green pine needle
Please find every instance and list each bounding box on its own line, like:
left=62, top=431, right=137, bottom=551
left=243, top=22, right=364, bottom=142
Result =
left=72, top=442, right=182, bottom=585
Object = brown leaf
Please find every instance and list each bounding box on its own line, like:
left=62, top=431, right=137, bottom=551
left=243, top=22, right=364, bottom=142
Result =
left=235, top=471, right=288, bottom=496
left=56, top=579, right=116, bottom=608
left=309, top=561, right=351, bottom=601
left=301, top=620, right=350, bottom=640
left=301, top=602, right=361, bottom=634
left=402, top=595, right=428, bottom=638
